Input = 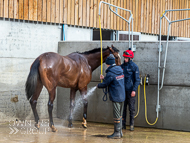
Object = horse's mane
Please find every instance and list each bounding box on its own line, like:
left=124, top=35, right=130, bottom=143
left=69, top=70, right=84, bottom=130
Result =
left=77, top=46, right=120, bottom=55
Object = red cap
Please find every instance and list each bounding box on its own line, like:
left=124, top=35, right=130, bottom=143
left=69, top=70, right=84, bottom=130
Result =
left=123, top=50, right=134, bottom=58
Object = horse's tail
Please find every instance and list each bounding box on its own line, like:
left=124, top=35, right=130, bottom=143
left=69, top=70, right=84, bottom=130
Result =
left=25, top=58, right=40, bottom=100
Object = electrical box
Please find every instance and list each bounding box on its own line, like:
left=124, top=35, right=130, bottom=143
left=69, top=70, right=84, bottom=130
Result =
left=132, top=45, right=136, bottom=51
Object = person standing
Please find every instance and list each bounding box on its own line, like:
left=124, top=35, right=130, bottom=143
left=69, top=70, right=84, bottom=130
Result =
left=97, top=54, right=125, bottom=139
left=121, top=49, right=140, bottom=131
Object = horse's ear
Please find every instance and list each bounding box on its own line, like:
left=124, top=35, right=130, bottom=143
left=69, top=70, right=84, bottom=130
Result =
left=111, top=44, right=114, bottom=48
left=108, top=46, right=113, bottom=51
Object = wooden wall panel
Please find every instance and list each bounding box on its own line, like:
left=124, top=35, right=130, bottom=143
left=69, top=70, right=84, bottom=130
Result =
left=3, top=0, right=8, bottom=18
left=130, top=0, right=132, bottom=31
left=120, top=0, right=123, bottom=31
left=103, top=0, right=107, bottom=29
left=0, top=0, right=3, bottom=17
left=135, top=0, right=138, bottom=32
left=138, top=0, right=141, bottom=32
left=86, top=0, right=90, bottom=27
left=24, top=0, right=29, bottom=20
left=100, top=0, right=103, bottom=28
left=110, top=0, right=114, bottom=29
left=82, top=0, right=86, bottom=26
left=64, top=0, right=68, bottom=24
left=126, top=0, right=130, bottom=31
left=75, top=0, right=79, bottom=25
left=67, top=0, right=71, bottom=24
left=123, top=0, right=127, bottom=31
left=107, top=0, right=111, bottom=29
left=42, top=0, right=47, bottom=22
left=55, top=0, right=60, bottom=23
left=140, top=0, right=144, bottom=33
left=0, top=0, right=189, bottom=37
left=71, top=0, right=75, bottom=25
left=14, top=0, right=19, bottom=19
left=60, top=0, right=63, bottom=23
left=93, top=0, right=97, bottom=27
left=29, top=0, right=34, bottom=20
left=38, top=0, right=43, bottom=21
left=33, top=0, right=38, bottom=21
left=151, top=0, right=155, bottom=34
left=90, top=0, right=93, bottom=27
left=97, top=0, right=100, bottom=28
left=9, top=0, right=14, bottom=18
left=113, top=0, right=117, bottom=30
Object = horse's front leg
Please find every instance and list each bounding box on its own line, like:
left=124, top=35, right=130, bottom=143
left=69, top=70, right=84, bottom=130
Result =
left=80, top=87, right=88, bottom=128
left=68, top=88, right=77, bottom=128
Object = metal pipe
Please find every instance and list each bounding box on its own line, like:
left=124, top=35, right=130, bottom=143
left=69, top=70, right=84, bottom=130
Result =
left=109, top=6, right=129, bottom=23
left=157, top=17, right=162, bottom=118
left=99, top=0, right=133, bottom=49
left=132, top=18, right=133, bottom=49
left=163, top=15, right=170, bottom=23
left=99, top=1, right=131, bottom=15
left=171, top=18, right=190, bottom=23
left=159, top=23, right=171, bottom=90
left=165, top=8, right=190, bottom=12
left=128, top=23, right=130, bottom=48
left=158, top=8, right=190, bottom=117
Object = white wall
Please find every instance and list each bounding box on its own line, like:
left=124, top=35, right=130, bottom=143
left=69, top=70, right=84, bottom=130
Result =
left=64, top=25, right=92, bottom=41
left=0, top=20, right=61, bottom=121
left=140, top=34, right=158, bottom=41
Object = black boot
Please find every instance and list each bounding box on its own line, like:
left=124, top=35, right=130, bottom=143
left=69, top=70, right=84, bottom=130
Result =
left=120, top=117, right=123, bottom=137
left=130, top=113, right=134, bottom=131
left=122, top=122, right=126, bottom=129
left=130, top=125, right=134, bottom=131
left=107, top=120, right=121, bottom=139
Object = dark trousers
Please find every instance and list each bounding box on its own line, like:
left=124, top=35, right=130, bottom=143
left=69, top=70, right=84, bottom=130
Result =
left=112, top=102, right=124, bottom=120
left=122, top=91, right=136, bottom=126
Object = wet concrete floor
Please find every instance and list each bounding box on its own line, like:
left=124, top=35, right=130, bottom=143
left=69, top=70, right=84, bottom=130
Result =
left=0, top=118, right=189, bottom=143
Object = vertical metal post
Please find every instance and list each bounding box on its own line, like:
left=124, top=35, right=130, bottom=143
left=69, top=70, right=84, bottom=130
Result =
left=128, top=23, right=130, bottom=48
left=157, top=17, right=162, bottom=117
left=160, top=23, right=171, bottom=90
left=132, top=18, right=133, bottom=49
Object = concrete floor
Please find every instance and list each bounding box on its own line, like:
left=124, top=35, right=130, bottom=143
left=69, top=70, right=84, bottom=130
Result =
left=0, top=118, right=189, bottom=143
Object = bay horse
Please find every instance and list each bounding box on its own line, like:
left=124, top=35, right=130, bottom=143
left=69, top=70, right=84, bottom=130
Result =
left=25, top=45, right=120, bottom=132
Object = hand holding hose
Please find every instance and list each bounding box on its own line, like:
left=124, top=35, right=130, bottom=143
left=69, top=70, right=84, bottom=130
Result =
left=100, top=75, right=104, bottom=80
left=131, top=91, right=136, bottom=97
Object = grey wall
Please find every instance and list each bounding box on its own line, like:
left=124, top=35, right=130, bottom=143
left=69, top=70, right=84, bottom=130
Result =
left=0, top=20, right=61, bottom=121
left=57, top=41, right=190, bottom=131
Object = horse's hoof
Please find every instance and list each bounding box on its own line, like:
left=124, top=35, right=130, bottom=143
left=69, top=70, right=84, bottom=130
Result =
left=68, top=123, right=73, bottom=128
left=50, top=125, right=58, bottom=132
left=35, top=123, right=40, bottom=130
left=82, top=124, right=87, bottom=128
left=82, top=117, right=87, bottom=128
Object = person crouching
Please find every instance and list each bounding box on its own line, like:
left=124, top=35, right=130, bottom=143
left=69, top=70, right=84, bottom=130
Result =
left=97, top=54, right=125, bottom=139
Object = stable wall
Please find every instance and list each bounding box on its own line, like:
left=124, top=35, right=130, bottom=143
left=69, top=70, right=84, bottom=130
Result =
left=57, top=41, right=190, bottom=131
left=0, top=20, right=61, bottom=121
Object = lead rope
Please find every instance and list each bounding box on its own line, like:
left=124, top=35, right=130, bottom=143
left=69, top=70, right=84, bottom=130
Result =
left=102, top=87, right=108, bottom=101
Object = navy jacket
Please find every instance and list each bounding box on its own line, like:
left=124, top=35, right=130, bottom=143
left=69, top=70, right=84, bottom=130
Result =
left=121, top=60, right=140, bottom=92
left=97, top=65, right=125, bottom=102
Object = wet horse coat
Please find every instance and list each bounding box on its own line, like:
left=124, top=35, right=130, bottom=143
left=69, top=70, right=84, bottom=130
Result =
left=25, top=46, right=120, bottom=132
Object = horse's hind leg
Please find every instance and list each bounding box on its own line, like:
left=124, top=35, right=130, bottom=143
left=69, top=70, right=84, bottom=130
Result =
left=48, top=87, right=57, bottom=132
left=30, top=80, right=43, bottom=129
left=68, top=88, right=77, bottom=128
left=80, top=87, right=88, bottom=128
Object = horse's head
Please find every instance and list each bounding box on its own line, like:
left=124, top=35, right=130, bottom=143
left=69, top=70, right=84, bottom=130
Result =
left=107, top=45, right=121, bottom=65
